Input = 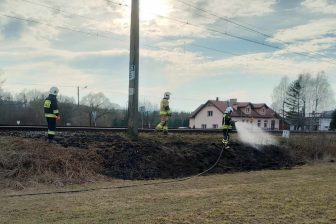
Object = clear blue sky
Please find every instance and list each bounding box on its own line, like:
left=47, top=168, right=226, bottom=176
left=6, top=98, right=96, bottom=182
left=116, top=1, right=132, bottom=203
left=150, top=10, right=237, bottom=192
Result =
left=1, top=0, right=335, bottom=111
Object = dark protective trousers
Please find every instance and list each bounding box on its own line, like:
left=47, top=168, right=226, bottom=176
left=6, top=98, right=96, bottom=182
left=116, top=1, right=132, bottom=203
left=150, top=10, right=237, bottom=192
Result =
left=223, top=128, right=230, bottom=144
left=46, top=117, right=56, bottom=140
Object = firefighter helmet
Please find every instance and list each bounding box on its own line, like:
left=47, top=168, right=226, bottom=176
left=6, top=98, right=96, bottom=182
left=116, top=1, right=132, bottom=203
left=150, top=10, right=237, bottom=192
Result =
left=164, top=92, right=171, bottom=99
left=225, top=106, right=233, bottom=114
left=49, top=86, right=59, bottom=96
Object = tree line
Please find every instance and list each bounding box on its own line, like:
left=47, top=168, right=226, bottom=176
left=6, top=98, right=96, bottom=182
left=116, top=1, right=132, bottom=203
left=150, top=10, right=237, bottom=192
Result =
left=0, top=83, right=190, bottom=128
left=271, top=71, right=336, bottom=130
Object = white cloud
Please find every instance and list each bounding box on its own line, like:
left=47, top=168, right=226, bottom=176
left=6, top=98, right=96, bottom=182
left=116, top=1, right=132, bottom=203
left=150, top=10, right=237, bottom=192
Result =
left=138, top=0, right=276, bottom=38
left=302, top=0, right=336, bottom=14
left=270, top=18, right=336, bottom=43
left=3, top=61, right=93, bottom=84
left=141, top=48, right=335, bottom=84
left=274, top=37, right=336, bottom=55
left=1, top=0, right=335, bottom=110
left=0, top=47, right=128, bottom=61
left=189, top=0, right=276, bottom=18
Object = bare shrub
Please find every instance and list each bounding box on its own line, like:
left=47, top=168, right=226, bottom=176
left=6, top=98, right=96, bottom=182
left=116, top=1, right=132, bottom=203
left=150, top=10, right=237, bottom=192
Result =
left=284, top=134, right=336, bottom=162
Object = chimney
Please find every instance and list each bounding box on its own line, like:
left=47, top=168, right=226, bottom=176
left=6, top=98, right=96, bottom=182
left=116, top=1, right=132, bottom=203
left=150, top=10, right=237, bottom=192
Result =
left=216, top=97, right=219, bottom=101
left=229, top=98, right=237, bottom=106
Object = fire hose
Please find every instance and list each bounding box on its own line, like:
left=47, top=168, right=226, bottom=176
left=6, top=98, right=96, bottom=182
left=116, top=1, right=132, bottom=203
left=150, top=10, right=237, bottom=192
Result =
left=5, top=144, right=225, bottom=198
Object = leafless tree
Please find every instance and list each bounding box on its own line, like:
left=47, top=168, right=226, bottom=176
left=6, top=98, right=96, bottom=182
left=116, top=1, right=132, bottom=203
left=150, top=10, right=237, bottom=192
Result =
left=273, top=72, right=335, bottom=116
left=310, top=71, right=335, bottom=113
left=0, top=70, right=5, bottom=101
left=81, top=92, right=119, bottom=126
left=271, top=76, right=289, bottom=114
left=139, top=99, right=159, bottom=128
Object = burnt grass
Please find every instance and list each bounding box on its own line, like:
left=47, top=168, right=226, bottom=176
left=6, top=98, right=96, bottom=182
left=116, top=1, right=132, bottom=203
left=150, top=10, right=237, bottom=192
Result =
left=0, top=131, right=298, bottom=180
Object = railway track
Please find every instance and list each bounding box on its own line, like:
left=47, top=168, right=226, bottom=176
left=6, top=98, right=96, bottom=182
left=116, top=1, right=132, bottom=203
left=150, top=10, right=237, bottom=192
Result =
left=0, top=125, right=335, bottom=135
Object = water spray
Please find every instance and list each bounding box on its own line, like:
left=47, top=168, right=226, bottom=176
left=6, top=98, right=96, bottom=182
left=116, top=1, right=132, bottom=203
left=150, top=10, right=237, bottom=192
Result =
left=235, top=122, right=278, bottom=149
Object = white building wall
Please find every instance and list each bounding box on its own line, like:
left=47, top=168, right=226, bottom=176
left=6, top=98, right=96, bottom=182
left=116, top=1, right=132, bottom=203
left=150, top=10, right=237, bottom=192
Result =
left=252, top=118, right=279, bottom=130
left=190, top=106, right=280, bottom=129
left=193, top=105, right=223, bottom=129
left=189, top=118, right=195, bottom=128
left=189, top=106, right=280, bottom=130
left=319, top=118, right=331, bottom=131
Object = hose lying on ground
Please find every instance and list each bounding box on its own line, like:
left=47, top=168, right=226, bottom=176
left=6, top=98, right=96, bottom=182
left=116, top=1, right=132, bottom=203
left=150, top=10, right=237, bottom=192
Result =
left=4, top=143, right=225, bottom=198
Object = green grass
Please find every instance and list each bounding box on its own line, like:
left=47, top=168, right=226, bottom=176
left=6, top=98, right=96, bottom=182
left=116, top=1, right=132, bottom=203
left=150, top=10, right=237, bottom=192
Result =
left=1, top=163, right=336, bottom=224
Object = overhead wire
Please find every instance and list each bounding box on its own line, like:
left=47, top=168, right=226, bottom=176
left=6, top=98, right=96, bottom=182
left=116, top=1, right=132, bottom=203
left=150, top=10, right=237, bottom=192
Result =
left=174, top=0, right=336, bottom=64
left=19, top=0, right=128, bottom=24
left=150, top=13, right=336, bottom=65
left=6, top=1, right=336, bottom=67
left=17, top=0, right=334, bottom=64
left=1, top=14, right=128, bottom=44
left=19, top=0, right=100, bottom=21
left=2, top=0, right=334, bottom=85
left=1, top=13, right=322, bottom=91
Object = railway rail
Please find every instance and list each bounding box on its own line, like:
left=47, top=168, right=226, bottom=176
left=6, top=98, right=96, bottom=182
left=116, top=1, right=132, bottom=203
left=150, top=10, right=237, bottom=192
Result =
left=0, top=125, right=335, bottom=135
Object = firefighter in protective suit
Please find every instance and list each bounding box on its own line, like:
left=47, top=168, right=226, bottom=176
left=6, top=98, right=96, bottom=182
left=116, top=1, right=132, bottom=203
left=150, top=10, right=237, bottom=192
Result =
left=155, top=92, right=172, bottom=134
left=44, top=87, right=60, bottom=143
left=222, top=107, right=235, bottom=149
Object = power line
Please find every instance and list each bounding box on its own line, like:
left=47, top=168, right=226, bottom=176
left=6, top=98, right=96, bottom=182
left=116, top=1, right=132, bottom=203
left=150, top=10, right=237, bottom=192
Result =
left=15, top=0, right=290, bottom=59
left=1, top=10, right=333, bottom=73
left=17, top=0, right=131, bottom=39
left=153, top=13, right=336, bottom=65
left=1, top=14, right=128, bottom=44
left=1, top=13, right=326, bottom=77
left=105, top=0, right=128, bottom=7
left=12, top=0, right=336, bottom=65
left=19, top=0, right=127, bottom=22
left=174, top=0, right=336, bottom=64
left=19, top=0, right=97, bottom=21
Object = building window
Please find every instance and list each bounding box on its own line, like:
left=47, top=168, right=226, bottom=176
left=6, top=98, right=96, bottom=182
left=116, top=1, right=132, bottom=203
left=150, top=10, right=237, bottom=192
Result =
left=261, top=108, right=265, bottom=114
left=264, top=120, right=268, bottom=128
left=207, top=111, right=213, bottom=117
left=213, top=124, right=218, bottom=129
left=246, top=107, right=250, bottom=113
left=257, top=120, right=261, bottom=127
left=201, top=124, right=207, bottom=129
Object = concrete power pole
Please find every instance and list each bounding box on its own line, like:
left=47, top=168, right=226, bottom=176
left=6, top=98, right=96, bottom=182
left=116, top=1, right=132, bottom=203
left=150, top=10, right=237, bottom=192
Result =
left=127, top=0, right=139, bottom=139
left=77, top=86, right=80, bottom=107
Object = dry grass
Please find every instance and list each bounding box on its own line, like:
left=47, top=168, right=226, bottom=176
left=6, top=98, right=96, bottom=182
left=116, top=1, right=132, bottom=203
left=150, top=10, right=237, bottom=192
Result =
left=0, top=136, right=104, bottom=189
left=1, top=163, right=335, bottom=224
left=282, top=134, right=336, bottom=162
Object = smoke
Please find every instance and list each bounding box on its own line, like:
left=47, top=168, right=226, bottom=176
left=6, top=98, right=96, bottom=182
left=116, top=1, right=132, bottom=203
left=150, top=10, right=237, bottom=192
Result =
left=235, top=122, right=278, bottom=149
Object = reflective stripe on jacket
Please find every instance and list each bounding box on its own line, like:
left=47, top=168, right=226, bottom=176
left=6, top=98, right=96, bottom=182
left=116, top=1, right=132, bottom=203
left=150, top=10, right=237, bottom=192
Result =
left=44, top=94, right=59, bottom=117
left=45, top=114, right=57, bottom=118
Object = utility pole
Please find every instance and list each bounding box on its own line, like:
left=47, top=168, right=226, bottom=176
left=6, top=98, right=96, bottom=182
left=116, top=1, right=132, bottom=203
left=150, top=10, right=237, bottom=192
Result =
left=140, top=106, right=145, bottom=129
left=127, top=0, right=139, bottom=139
left=77, top=86, right=80, bottom=107
left=282, top=101, right=285, bottom=130
left=77, top=86, right=88, bottom=107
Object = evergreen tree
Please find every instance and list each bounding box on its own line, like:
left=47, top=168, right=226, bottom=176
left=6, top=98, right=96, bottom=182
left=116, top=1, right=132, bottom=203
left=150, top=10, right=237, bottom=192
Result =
left=285, top=76, right=304, bottom=130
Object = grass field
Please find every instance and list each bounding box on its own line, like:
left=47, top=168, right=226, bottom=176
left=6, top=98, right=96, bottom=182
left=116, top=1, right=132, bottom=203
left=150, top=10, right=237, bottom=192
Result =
left=1, top=163, right=336, bottom=224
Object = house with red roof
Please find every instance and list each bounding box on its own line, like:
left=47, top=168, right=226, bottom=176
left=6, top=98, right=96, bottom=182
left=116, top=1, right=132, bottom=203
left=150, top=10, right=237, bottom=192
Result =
left=189, top=98, right=281, bottom=130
